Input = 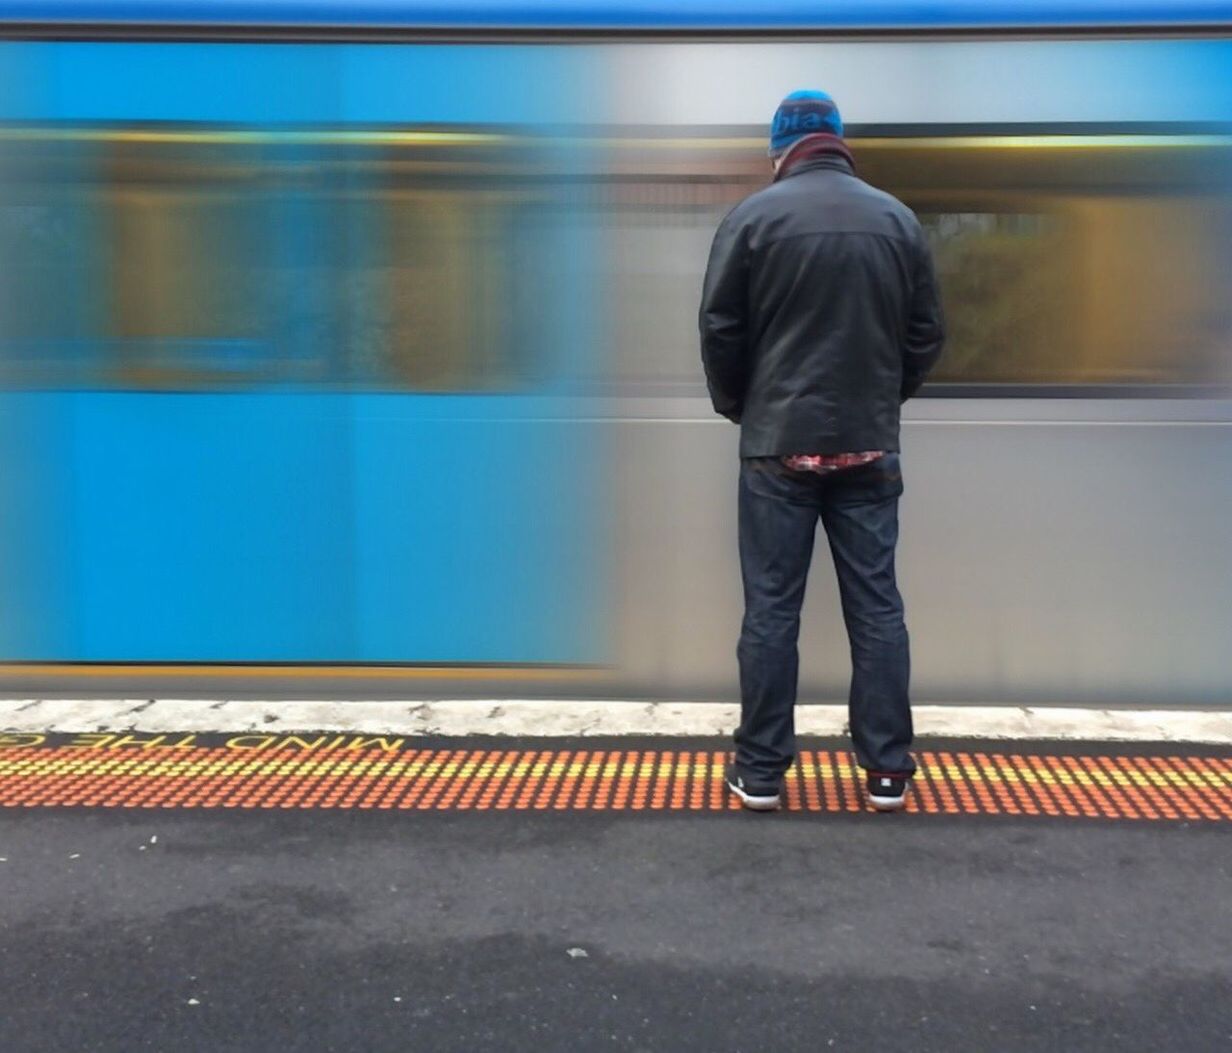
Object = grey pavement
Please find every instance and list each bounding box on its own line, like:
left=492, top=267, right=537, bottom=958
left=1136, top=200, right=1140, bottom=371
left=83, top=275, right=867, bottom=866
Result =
left=0, top=757, right=1229, bottom=1051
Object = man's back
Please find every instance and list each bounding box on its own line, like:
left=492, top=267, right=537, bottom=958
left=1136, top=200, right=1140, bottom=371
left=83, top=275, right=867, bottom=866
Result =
left=702, top=90, right=945, bottom=814
left=700, top=148, right=944, bottom=458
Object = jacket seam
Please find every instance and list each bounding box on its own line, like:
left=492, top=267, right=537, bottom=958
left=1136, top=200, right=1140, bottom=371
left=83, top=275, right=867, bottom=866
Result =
left=756, top=229, right=913, bottom=250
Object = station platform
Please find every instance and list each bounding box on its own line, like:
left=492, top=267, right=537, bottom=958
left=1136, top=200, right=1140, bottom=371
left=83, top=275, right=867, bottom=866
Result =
left=2, top=717, right=1229, bottom=1051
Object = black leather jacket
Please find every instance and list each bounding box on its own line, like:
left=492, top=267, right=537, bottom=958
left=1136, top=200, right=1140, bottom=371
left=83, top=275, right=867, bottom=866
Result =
left=699, top=155, right=945, bottom=457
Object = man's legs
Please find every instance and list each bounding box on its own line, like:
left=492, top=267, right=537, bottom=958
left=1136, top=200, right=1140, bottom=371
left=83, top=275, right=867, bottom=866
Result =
left=734, top=459, right=820, bottom=784
left=818, top=455, right=915, bottom=777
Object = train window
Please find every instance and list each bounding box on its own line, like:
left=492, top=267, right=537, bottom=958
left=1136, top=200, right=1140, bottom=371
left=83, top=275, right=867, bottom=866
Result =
left=911, top=197, right=1232, bottom=389
left=915, top=209, right=1076, bottom=385
left=607, top=179, right=748, bottom=391
left=104, top=138, right=534, bottom=391
left=869, top=136, right=1232, bottom=391
left=367, top=190, right=520, bottom=391
left=0, top=141, right=104, bottom=385
left=0, top=201, right=91, bottom=383
left=0, top=129, right=543, bottom=391
left=608, top=134, right=1232, bottom=394
left=269, top=184, right=527, bottom=391
left=7, top=129, right=1230, bottom=394
left=106, top=174, right=271, bottom=387
left=612, top=205, right=729, bottom=388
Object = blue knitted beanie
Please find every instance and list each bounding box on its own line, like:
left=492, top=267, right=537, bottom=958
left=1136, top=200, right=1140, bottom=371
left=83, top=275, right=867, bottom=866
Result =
left=769, top=89, right=844, bottom=156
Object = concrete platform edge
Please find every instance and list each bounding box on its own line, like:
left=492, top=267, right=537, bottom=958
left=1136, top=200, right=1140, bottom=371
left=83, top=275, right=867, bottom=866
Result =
left=1, top=699, right=1230, bottom=743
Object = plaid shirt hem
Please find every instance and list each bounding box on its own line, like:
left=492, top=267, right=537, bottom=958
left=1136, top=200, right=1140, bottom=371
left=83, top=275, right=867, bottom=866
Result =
left=782, top=451, right=886, bottom=475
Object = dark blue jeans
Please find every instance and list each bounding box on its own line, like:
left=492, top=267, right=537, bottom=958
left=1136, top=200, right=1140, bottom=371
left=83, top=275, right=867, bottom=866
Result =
left=735, top=454, right=915, bottom=782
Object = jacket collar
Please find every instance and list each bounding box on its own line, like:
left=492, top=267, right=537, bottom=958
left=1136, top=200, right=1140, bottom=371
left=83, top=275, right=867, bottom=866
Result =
left=773, top=133, right=856, bottom=183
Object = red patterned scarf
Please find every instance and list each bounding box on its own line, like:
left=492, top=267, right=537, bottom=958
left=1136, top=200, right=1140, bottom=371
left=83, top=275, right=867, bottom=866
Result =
left=773, top=132, right=856, bottom=182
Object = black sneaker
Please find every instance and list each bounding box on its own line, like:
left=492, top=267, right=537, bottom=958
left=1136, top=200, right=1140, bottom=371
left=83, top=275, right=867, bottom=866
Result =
left=725, top=763, right=782, bottom=812
left=866, top=773, right=910, bottom=812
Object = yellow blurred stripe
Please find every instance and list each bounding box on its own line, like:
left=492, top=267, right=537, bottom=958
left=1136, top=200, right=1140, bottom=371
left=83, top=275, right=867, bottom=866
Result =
left=3, top=128, right=1229, bottom=151
left=609, top=134, right=1232, bottom=151
left=0, top=663, right=595, bottom=681
left=858, top=134, right=1232, bottom=150
left=0, top=128, right=509, bottom=147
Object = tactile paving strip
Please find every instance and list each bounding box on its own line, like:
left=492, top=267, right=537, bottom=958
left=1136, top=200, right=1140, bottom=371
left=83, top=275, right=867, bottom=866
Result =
left=0, top=740, right=1229, bottom=820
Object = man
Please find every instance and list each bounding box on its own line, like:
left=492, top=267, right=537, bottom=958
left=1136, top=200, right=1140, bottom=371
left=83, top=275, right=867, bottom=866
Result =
left=699, top=89, right=945, bottom=813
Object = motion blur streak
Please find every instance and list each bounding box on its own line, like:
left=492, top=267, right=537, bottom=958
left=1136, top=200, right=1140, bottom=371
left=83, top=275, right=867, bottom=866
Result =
left=0, top=14, right=1230, bottom=705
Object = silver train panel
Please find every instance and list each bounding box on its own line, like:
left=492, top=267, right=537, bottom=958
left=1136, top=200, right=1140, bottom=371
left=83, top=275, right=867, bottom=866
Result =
left=609, top=40, right=1232, bottom=126
left=596, top=36, right=1232, bottom=707
left=603, top=400, right=1232, bottom=706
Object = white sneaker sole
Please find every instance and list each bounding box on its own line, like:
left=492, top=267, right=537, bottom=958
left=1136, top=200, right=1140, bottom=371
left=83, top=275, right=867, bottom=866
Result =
left=872, top=788, right=911, bottom=812
left=868, top=792, right=908, bottom=812
left=726, top=778, right=781, bottom=812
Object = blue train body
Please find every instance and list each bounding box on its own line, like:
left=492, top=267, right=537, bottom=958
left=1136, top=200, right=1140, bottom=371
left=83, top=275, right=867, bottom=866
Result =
left=0, top=39, right=604, bottom=663
left=2, top=0, right=1232, bottom=31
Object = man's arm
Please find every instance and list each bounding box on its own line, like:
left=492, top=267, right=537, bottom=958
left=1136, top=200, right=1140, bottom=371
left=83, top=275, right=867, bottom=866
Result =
left=901, top=224, right=945, bottom=402
left=699, top=211, right=751, bottom=423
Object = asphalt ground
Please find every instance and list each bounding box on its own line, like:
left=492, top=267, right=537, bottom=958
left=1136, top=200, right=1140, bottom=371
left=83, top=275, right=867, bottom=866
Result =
left=1, top=736, right=1229, bottom=1053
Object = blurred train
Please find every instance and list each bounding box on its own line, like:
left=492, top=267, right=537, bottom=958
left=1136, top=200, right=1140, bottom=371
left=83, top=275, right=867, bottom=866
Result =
left=1, top=1, right=1231, bottom=705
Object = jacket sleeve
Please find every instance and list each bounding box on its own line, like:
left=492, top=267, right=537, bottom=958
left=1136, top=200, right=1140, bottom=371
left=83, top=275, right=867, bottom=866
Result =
left=699, top=210, right=751, bottom=423
left=901, top=224, right=946, bottom=402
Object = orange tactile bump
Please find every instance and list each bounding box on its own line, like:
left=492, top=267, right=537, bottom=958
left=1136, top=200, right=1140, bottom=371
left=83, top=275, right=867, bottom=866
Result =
left=0, top=734, right=1228, bottom=820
